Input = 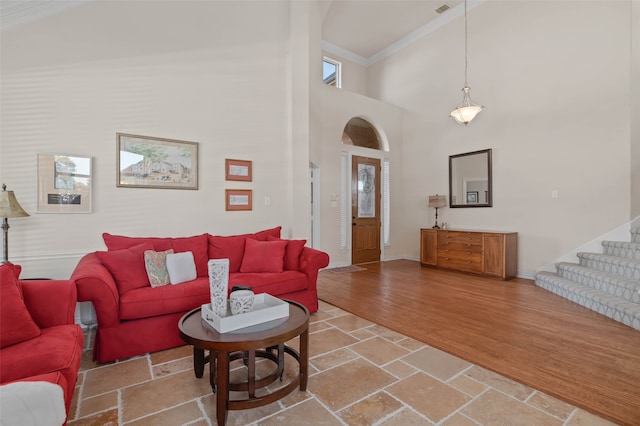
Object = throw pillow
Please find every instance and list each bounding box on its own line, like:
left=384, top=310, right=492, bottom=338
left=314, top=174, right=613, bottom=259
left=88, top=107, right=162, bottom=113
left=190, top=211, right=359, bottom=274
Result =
left=166, top=251, right=197, bottom=285
left=208, top=234, right=253, bottom=273
left=96, top=243, right=153, bottom=295
left=239, top=238, right=287, bottom=273
left=144, top=249, right=174, bottom=287
left=267, top=236, right=306, bottom=271
left=254, top=226, right=282, bottom=241
left=0, top=263, right=41, bottom=348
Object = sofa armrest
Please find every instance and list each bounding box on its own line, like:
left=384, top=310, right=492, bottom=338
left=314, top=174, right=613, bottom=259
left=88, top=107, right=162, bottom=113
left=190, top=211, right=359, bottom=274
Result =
left=20, top=280, right=77, bottom=328
left=298, top=247, right=330, bottom=290
left=70, top=253, right=121, bottom=328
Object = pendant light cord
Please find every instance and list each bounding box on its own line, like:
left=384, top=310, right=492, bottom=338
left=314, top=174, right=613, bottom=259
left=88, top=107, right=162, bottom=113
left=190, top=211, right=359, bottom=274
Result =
left=464, top=0, right=468, bottom=87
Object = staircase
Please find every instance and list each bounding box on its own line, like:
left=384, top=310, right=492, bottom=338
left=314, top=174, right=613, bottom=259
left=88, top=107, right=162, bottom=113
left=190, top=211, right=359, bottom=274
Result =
left=535, top=228, right=640, bottom=331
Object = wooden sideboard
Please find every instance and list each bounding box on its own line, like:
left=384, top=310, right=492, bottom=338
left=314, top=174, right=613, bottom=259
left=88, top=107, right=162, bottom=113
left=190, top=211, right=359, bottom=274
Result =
left=420, top=228, right=518, bottom=280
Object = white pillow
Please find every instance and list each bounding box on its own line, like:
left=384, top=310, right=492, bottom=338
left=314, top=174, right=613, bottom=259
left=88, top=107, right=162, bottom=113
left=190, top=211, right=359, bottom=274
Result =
left=0, top=381, right=66, bottom=426
left=166, top=251, right=197, bottom=285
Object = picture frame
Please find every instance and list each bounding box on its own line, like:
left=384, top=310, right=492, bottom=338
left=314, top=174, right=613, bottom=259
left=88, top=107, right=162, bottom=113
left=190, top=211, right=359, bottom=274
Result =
left=116, top=133, right=198, bottom=189
left=37, top=153, right=92, bottom=213
left=225, top=189, right=252, bottom=211
left=466, top=191, right=479, bottom=204
left=225, top=159, right=252, bottom=182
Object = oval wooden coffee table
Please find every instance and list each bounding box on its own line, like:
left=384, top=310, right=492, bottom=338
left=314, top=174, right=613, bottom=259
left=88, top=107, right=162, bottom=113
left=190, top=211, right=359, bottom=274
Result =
left=178, top=300, right=309, bottom=426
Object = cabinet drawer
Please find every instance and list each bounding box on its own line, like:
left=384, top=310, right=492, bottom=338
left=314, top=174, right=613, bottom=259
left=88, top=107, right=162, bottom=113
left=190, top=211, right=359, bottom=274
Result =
left=438, top=241, right=483, bottom=253
left=438, top=231, right=482, bottom=245
left=437, top=253, right=483, bottom=272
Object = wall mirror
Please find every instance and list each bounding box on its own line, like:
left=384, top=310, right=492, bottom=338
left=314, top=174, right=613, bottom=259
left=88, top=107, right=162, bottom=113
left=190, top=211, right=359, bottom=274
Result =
left=449, top=148, right=492, bottom=208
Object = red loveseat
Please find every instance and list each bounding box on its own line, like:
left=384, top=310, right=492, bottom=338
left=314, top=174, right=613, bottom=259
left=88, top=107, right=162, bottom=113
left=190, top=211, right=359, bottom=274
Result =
left=0, top=263, right=84, bottom=422
left=71, top=226, right=329, bottom=363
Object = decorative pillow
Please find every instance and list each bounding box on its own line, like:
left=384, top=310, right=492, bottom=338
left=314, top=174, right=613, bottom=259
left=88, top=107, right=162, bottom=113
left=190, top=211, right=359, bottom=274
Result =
left=254, top=226, right=282, bottom=241
left=166, top=251, right=197, bottom=285
left=144, top=249, right=174, bottom=288
left=208, top=234, right=253, bottom=273
left=267, top=236, right=306, bottom=271
left=239, top=238, right=287, bottom=273
left=0, top=263, right=41, bottom=348
left=96, top=243, right=153, bottom=295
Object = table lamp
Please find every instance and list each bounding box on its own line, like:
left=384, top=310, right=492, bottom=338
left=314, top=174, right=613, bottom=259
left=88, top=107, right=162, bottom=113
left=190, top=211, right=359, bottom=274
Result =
left=428, top=194, right=446, bottom=229
left=0, top=184, right=29, bottom=264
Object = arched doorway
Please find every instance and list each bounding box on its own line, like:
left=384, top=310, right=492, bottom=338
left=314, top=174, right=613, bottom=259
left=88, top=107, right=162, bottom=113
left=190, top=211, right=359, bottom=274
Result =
left=342, top=117, right=386, bottom=265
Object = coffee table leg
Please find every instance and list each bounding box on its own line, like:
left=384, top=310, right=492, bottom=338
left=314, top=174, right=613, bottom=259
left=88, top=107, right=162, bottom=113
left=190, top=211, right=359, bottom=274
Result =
left=216, top=351, right=229, bottom=426
left=194, top=347, right=205, bottom=378
left=300, top=328, right=309, bottom=391
left=209, top=351, right=217, bottom=393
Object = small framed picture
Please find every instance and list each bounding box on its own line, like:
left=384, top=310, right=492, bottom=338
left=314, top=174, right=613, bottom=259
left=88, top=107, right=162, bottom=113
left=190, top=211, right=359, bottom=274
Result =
left=225, top=159, right=252, bottom=182
left=466, top=191, right=479, bottom=204
left=37, top=153, right=92, bottom=213
left=225, top=189, right=252, bottom=211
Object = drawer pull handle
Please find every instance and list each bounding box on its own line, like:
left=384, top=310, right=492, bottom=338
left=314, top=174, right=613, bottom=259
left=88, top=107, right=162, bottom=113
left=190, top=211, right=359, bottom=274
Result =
left=467, top=251, right=471, bottom=254
left=466, top=261, right=471, bottom=264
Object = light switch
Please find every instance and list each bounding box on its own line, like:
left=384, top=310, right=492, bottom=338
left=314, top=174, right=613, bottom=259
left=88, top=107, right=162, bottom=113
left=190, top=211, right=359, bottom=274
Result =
left=264, top=196, right=271, bottom=206
left=551, top=190, right=559, bottom=198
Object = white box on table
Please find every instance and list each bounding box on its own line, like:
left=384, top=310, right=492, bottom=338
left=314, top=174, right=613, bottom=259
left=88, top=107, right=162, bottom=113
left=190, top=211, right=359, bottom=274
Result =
left=201, top=293, right=289, bottom=333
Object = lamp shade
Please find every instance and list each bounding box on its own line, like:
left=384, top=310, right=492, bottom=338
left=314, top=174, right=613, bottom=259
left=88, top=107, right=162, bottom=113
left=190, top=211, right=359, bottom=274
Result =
left=0, top=184, right=29, bottom=218
left=428, top=195, right=447, bottom=208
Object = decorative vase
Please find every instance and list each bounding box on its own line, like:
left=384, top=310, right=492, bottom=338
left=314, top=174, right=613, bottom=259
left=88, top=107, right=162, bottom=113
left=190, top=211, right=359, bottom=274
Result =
left=207, top=259, right=229, bottom=316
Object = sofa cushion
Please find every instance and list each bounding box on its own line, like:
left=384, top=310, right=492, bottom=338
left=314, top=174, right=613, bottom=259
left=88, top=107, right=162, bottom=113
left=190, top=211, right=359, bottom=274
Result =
left=144, top=249, right=173, bottom=287
left=0, top=263, right=41, bottom=348
left=208, top=234, right=253, bottom=273
left=119, top=277, right=210, bottom=320
left=96, top=243, right=153, bottom=295
left=229, top=271, right=308, bottom=296
left=166, top=252, right=197, bottom=285
left=254, top=226, right=282, bottom=241
left=103, top=233, right=209, bottom=277
left=0, top=325, right=83, bottom=400
left=267, top=236, right=306, bottom=271
left=240, top=238, right=287, bottom=273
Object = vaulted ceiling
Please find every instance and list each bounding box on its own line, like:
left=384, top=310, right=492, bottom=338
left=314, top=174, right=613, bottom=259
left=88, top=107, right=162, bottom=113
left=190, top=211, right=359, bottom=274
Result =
left=1, top=0, right=467, bottom=67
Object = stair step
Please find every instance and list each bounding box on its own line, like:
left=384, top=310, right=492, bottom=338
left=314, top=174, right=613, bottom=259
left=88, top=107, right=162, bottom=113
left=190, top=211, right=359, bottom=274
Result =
left=577, top=252, right=640, bottom=280
left=602, top=240, right=640, bottom=261
left=556, top=262, right=640, bottom=304
left=535, top=271, right=640, bottom=331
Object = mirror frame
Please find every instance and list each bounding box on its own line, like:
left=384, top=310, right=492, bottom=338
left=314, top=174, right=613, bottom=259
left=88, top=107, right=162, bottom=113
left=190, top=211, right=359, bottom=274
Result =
left=449, top=148, right=493, bottom=208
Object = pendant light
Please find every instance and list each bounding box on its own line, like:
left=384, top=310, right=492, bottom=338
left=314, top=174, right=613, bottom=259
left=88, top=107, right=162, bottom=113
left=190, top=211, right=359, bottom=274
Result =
left=450, top=0, right=483, bottom=125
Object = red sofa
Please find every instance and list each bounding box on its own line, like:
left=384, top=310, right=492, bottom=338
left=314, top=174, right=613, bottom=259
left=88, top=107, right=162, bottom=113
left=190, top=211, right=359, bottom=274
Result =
left=0, top=263, right=84, bottom=421
left=71, top=227, right=329, bottom=363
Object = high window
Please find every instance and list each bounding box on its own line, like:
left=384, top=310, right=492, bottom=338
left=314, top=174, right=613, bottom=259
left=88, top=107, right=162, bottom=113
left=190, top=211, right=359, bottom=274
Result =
left=323, top=57, right=341, bottom=88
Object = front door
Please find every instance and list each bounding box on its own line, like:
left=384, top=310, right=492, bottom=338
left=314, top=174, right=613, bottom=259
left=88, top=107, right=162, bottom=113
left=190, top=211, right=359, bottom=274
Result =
left=351, top=156, right=381, bottom=264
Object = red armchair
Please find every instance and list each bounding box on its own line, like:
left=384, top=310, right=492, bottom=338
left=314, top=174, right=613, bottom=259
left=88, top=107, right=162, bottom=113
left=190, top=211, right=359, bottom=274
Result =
left=0, top=263, right=84, bottom=421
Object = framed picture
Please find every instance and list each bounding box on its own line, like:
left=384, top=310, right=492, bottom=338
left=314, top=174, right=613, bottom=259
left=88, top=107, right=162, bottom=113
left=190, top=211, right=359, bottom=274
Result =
left=466, top=191, right=479, bottom=204
left=37, top=153, right=92, bottom=213
left=225, top=159, right=252, bottom=182
left=225, top=189, right=252, bottom=211
left=117, top=133, right=198, bottom=189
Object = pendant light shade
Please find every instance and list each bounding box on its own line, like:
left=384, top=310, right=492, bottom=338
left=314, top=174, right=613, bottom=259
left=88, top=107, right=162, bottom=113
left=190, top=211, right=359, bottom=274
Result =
left=450, top=85, right=483, bottom=125
left=451, top=0, right=483, bottom=125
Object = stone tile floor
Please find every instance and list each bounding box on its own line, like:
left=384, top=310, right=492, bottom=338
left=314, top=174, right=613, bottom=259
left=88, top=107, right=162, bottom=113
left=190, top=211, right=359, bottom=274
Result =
left=68, top=301, right=618, bottom=425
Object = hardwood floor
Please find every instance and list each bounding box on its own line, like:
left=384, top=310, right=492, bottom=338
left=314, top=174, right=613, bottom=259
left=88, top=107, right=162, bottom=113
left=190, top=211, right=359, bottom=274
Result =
left=317, top=260, right=640, bottom=426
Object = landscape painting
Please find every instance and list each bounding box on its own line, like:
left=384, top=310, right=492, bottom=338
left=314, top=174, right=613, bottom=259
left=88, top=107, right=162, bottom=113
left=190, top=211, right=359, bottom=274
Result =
left=117, top=133, right=198, bottom=189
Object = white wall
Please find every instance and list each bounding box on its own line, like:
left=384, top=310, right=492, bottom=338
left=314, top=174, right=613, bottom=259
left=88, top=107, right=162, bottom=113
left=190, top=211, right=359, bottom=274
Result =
left=367, top=1, right=632, bottom=277
left=0, top=1, right=295, bottom=278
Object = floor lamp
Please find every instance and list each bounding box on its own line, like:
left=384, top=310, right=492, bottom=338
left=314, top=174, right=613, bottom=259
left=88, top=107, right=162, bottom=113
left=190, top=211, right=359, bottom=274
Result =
left=0, top=184, right=29, bottom=264
left=428, top=194, right=447, bottom=229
